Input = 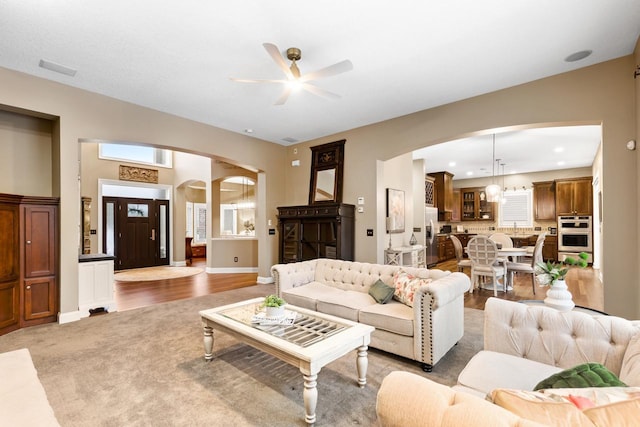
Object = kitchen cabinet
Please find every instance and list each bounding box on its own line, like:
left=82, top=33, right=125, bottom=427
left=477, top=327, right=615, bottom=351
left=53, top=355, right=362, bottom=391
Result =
left=542, top=235, right=558, bottom=262
left=451, top=189, right=461, bottom=222
left=428, top=171, right=454, bottom=222
left=555, top=177, right=593, bottom=216
left=425, top=175, right=435, bottom=207
left=277, top=203, right=354, bottom=263
left=436, top=235, right=455, bottom=262
left=533, top=181, right=556, bottom=221
left=460, top=187, right=495, bottom=221
left=0, top=194, right=58, bottom=336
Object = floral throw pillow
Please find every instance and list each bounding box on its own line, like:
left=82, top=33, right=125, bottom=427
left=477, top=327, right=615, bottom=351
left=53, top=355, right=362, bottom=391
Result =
left=392, top=270, right=432, bottom=307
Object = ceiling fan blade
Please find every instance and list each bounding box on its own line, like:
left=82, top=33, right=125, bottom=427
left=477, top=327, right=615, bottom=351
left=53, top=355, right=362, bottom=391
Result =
left=230, top=78, right=287, bottom=84
left=263, top=43, right=294, bottom=80
left=274, top=86, right=292, bottom=105
left=299, top=60, right=353, bottom=83
left=301, top=83, right=341, bottom=100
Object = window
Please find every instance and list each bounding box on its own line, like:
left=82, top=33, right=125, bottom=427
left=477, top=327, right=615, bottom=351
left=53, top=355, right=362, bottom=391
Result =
left=99, top=143, right=172, bottom=168
left=186, top=202, right=207, bottom=244
left=220, top=204, right=238, bottom=235
left=499, top=189, right=533, bottom=228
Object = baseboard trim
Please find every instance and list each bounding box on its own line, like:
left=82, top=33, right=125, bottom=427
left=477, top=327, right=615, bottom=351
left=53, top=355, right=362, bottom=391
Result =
left=206, top=267, right=259, bottom=274
left=172, top=260, right=187, bottom=267
left=257, top=276, right=274, bottom=284
left=58, top=310, right=82, bottom=324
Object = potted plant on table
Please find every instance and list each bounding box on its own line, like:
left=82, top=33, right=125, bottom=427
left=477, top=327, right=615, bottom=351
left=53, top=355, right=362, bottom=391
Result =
left=261, top=294, right=286, bottom=318
left=534, top=252, right=589, bottom=312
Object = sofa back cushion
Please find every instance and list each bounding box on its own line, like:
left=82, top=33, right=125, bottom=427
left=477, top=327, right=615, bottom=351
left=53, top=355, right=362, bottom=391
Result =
left=484, top=298, right=640, bottom=376
left=313, top=259, right=449, bottom=293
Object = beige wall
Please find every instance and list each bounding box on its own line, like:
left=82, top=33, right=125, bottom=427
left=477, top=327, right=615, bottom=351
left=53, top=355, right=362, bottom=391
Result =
left=0, top=110, right=53, bottom=196
left=287, top=56, right=637, bottom=318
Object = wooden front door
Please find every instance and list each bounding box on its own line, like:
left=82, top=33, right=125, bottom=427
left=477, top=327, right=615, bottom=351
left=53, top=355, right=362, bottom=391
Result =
left=103, top=197, right=170, bottom=270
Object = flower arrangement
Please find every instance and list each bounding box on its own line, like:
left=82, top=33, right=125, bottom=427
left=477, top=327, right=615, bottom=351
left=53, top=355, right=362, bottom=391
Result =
left=534, top=252, right=589, bottom=286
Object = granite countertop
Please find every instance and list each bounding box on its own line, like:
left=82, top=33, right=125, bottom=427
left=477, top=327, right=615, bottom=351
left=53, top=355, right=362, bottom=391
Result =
left=79, top=253, right=116, bottom=262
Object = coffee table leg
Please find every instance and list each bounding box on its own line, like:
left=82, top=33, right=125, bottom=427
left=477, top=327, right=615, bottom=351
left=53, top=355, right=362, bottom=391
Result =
left=203, top=325, right=214, bottom=361
left=302, top=373, right=318, bottom=425
left=356, top=345, right=368, bottom=388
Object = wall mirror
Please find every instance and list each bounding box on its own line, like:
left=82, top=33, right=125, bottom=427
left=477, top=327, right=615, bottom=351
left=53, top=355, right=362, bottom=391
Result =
left=309, top=139, right=345, bottom=204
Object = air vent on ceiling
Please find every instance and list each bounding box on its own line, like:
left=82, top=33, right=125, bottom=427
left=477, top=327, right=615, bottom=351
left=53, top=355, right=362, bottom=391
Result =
left=282, top=137, right=298, bottom=144
left=39, top=59, right=77, bottom=76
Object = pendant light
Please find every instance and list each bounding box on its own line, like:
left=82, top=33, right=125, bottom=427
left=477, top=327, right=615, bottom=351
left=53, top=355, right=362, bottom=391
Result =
left=485, top=134, right=501, bottom=202
left=500, top=163, right=507, bottom=205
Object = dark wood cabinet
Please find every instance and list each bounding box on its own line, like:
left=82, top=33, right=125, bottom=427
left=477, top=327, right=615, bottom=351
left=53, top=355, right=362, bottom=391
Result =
left=425, top=175, right=435, bottom=207
left=429, top=172, right=454, bottom=221
left=277, top=203, right=354, bottom=263
left=533, top=181, right=556, bottom=221
left=451, top=189, right=461, bottom=222
left=542, top=235, right=558, bottom=262
left=460, top=187, right=495, bottom=221
left=0, top=194, right=58, bottom=336
left=555, top=177, right=593, bottom=216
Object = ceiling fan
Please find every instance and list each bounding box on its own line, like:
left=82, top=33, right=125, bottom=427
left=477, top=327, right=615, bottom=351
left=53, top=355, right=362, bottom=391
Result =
left=231, top=43, right=353, bottom=105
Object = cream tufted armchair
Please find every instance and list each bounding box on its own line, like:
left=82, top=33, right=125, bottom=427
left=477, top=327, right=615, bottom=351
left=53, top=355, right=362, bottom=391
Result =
left=454, top=298, right=640, bottom=397
left=271, top=258, right=470, bottom=371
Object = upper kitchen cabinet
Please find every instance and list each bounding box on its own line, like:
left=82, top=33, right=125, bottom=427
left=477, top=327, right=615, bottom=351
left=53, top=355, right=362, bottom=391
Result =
left=428, top=171, right=454, bottom=221
left=555, top=177, right=593, bottom=216
left=461, top=187, right=495, bottom=221
left=533, top=181, right=556, bottom=221
left=424, top=175, right=435, bottom=207
left=451, top=189, right=461, bottom=222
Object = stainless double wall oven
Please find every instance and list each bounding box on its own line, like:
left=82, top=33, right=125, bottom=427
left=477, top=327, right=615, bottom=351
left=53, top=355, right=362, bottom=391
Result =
left=557, top=215, right=593, bottom=262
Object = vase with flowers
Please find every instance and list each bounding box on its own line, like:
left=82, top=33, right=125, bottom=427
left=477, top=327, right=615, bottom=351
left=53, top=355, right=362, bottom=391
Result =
left=534, top=252, right=589, bottom=311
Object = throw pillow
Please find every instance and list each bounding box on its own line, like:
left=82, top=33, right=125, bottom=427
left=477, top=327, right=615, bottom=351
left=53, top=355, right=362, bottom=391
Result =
left=368, top=279, right=395, bottom=304
left=490, top=389, right=594, bottom=427
left=534, top=363, right=627, bottom=391
left=392, top=270, right=432, bottom=308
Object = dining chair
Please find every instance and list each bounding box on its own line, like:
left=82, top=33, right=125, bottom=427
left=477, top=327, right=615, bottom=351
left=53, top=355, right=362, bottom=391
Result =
left=466, top=236, right=507, bottom=296
left=506, top=237, right=545, bottom=295
left=449, top=234, right=472, bottom=273
left=489, top=232, right=514, bottom=249
left=523, top=232, right=546, bottom=259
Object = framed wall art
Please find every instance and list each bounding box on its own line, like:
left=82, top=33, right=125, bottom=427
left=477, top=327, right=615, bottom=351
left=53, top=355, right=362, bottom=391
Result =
left=386, top=188, right=405, bottom=233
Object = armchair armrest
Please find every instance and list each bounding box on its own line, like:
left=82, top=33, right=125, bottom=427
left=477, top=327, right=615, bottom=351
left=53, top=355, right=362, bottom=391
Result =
left=271, top=259, right=318, bottom=297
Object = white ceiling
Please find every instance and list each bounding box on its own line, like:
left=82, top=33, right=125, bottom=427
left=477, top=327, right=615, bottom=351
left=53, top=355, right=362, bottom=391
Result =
left=414, top=125, right=602, bottom=179
left=0, top=1, right=638, bottom=158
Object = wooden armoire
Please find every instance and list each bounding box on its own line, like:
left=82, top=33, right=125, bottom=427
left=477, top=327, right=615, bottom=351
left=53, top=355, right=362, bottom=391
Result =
left=0, top=193, right=59, bottom=336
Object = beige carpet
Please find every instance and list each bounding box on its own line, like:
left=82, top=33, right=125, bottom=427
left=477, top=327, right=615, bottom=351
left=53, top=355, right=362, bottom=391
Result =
left=0, top=285, right=484, bottom=426
left=114, top=266, right=204, bottom=281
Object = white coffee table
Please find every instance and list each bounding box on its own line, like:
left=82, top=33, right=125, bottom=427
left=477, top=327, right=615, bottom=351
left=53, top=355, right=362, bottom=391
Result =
left=200, top=298, right=374, bottom=426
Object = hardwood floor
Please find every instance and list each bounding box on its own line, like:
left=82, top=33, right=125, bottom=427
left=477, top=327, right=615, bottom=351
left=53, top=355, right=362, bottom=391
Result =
left=114, top=258, right=257, bottom=311
left=114, top=257, right=604, bottom=313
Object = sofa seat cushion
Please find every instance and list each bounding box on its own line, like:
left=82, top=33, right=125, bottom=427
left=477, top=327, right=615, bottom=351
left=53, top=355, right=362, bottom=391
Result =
left=316, top=290, right=376, bottom=322
left=359, top=301, right=414, bottom=336
left=457, top=350, right=563, bottom=395
left=281, top=281, right=343, bottom=311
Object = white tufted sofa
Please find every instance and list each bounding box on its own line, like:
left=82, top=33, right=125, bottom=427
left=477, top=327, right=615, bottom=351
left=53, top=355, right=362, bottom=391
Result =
left=271, top=258, right=470, bottom=371
left=454, top=297, right=640, bottom=397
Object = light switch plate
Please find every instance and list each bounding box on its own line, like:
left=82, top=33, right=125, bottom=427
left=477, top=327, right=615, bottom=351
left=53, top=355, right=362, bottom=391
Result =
left=357, top=197, right=364, bottom=205
left=357, top=206, right=364, bottom=213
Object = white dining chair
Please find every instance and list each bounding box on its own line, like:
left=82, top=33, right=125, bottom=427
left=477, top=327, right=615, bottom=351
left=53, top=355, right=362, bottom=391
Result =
left=467, top=236, right=507, bottom=296
left=489, top=232, right=514, bottom=249
left=449, top=234, right=472, bottom=273
left=506, top=237, right=545, bottom=295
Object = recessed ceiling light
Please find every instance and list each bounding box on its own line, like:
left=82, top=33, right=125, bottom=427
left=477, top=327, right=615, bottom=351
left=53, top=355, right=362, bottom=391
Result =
left=557, top=161, right=566, bottom=166
left=39, top=59, right=77, bottom=76
left=448, top=161, right=456, bottom=167
left=466, top=171, right=473, bottom=176
left=244, top=128, right=254, bottom=133
left=564, top=50, right=592, bottom=63
left=554, top=147, right=564, bottom=153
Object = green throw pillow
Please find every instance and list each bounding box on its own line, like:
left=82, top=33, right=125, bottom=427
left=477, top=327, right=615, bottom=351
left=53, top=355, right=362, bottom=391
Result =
left=534, top=363, right=627, bottom=391
left=368, top=279, right=395, bottom=304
